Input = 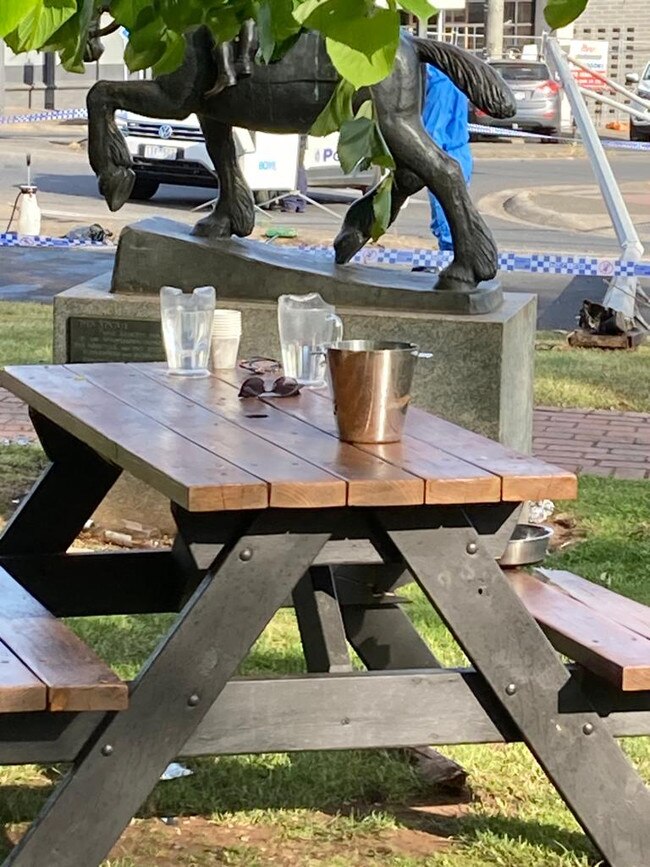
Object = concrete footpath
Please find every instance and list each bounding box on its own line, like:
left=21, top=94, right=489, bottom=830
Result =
left=1, top=388, right=648, bottom=480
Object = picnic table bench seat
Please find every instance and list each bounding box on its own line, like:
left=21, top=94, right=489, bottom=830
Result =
left=0, top=567, right=128, bottom=713
left=505, top=568, right=650, bottom=692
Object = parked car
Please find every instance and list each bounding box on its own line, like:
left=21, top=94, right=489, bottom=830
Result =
left=115, top=112, right=379, bottom=201
left=626, top=63, right=650, bottom=142
left=469, top=60, right=562, bottom=139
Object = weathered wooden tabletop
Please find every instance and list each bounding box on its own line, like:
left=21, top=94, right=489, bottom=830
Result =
left=0, top=363, right=577, bottom=511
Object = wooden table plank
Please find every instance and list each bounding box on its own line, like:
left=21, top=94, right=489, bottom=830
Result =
left=536, top=569, right=650, bottom=642
left=406, top=408, right=578, bottom=502
left=0, top=639, right=47, bottom=712
left=136, top=365, right=424, bottom=507
left=0, top=366, right=268, bottom=512
left=506, top=569, right=650, bottom=691
left=0, top=568, right=128, bottom=711
left=69, top=364, right=346, bottom=510
left=254, top=384, right=502, bottom=505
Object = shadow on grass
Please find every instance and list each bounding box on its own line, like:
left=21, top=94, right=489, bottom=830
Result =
left=0, top=750, right=595, bottom=864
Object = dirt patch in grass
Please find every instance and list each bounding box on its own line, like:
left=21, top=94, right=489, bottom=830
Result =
left=5, top=809, right=460, bottom=866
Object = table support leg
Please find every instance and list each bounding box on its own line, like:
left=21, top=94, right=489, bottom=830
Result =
left=377, top=508, right=650, bottom=867
left=0, top=412, right=121, bottom=555
left=292, top=567, right=352, bottom=673
left=4, top=514, right=333, bottom=867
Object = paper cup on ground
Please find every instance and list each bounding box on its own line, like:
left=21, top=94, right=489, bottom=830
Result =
left=210, top=309, right=242, bottom=370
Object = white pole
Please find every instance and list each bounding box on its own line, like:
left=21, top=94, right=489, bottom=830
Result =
left=579, top=86, right=650, bottom=122
left=545, top=35, right=646, bottom=326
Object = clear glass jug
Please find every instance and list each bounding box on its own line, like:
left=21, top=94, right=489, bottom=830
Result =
left=160, top=285, right=215, bottom=377
left=277, top=293, right=343, bottom=387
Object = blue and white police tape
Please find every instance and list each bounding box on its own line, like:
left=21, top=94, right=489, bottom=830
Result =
left=468, top=122, right=650, bottom=152
left=297, top=243, right=650, bottom=278
left=0, top=108, right=88, bottom=126
left=0, top=231, right=109, bottom=248
left=2, top=108, right=648, bottom=152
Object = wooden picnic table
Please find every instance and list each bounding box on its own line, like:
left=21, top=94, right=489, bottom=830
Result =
left=0, top=362, right=648, bottom=867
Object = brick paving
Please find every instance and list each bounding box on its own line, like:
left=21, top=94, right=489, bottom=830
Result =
left=534, top=407, right=650, bottom=480
left=0, top=387, right=648, bottom=480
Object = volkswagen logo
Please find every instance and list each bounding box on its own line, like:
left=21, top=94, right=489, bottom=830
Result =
left=158, top=124, right=173, bottom=140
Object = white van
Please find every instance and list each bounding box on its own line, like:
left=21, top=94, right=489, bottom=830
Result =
left=115, top=112, right=380, bottom=200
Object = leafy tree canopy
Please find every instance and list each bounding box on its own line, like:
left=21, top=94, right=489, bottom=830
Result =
left=1, top=1, right=591, bottom=81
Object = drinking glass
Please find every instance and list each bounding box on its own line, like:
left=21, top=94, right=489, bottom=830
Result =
left=160, top=285, right=215, bottom=377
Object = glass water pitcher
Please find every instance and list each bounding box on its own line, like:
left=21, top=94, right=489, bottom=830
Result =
left=277, top=292, right=343, bottom=387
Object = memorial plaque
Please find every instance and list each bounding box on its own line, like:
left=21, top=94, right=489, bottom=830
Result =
left=68, top=317, right=164, bottom=363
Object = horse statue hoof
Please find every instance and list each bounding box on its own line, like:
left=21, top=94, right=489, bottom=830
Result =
left=98, top=168, right=136, bottom=212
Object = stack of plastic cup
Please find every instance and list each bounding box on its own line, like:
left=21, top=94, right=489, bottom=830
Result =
left=210, top=309, right=242, bottom=370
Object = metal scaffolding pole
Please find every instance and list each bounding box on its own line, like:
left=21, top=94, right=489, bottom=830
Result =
left=545, top=35, right=647, bottom=329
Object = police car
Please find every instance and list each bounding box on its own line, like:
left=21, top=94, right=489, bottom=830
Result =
left=115, top=111, right=380, bottom=200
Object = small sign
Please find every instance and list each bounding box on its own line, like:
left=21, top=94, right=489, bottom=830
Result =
left=68, top=317, right=164, bottom=363
left=569, top=40, right=609, bottom=91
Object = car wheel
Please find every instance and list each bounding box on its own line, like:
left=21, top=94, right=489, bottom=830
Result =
left=130, top=176, right=160, bottom=201
left=543, top=127, right=560, bottom=143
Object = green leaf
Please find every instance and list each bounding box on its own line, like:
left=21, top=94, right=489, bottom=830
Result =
left=338, top=112, right=395, bottom=175
left=159, top=0, right=203, bottom=32
left=110, top=0, right=154, bottom=31
left=325, top=15, right=398, bottom=88
left=371, top=172, right=393, bottom=241
left=296, top=2, right=396, bottom=60
left=124, top=16, right=167, bottom=71
left=544, top=0, right=588, bottom=28
left=338, top=116, right=375, bottom=174
left=5, top=0, right=77, bottom=52
left=44, top=0, right=95, bottom=74
left=310, top=78, right=356, bottom=136
left=0, top=0, right=38, bottom=39
left=257, top=0, right=302, bottom=63
left=397, top=0, right=437, bottom=19
left=205, top=6, right=243, bottom=43
left=153, top=29, right=186, bottom=74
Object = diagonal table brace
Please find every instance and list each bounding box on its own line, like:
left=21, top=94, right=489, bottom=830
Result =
left=5, top=512, right=334, bottom=867
left=375, top=507, right=650, bottom=867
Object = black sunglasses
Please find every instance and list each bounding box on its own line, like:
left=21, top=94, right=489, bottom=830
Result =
left=238, top=375, right=302, bottom=398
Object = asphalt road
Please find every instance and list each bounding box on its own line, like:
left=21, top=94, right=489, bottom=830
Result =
left=1, top=134, right=648, bottom=329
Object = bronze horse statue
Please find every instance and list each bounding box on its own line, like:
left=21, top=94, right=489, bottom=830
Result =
left=87, top=27, right=515, bottom=292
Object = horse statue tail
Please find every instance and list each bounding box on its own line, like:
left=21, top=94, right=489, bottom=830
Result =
left=413, top=37, right=516, bottom=119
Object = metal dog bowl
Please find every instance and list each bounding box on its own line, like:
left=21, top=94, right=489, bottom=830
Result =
left=499, top=524, right=554, bottom=568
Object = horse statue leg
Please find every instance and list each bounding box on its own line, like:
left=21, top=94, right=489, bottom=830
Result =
left=193, top=117, right=255, bottom=239
left=86, top=29, right=211, bottom=212
left=337, top=43, right=498, bottom=292
left=334, top=167, right=423, bottom=265
left=86, top=78, right=200, bottom=212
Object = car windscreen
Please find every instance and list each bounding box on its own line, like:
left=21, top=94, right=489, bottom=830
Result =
left=644, top=65, right=650, bottom=80
left=491, top=63, right=550, bottom=82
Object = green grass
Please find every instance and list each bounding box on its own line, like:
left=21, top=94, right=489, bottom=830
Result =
left=0, top=302, right=52, bottom=367
left=535, top=330, right=650, bottom=412
left=0, top=474, right=646, bottom=866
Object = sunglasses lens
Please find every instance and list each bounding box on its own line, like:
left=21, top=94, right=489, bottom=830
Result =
left=272, top=376, right=302, bottom=397
left=239, top=376, right=266, bottom=397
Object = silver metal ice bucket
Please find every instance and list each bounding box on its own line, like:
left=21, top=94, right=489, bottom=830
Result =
left=326, top=340, right=420, bottom=444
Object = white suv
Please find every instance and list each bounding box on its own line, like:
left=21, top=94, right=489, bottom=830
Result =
left=115, top=111, right=379, bottom=200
